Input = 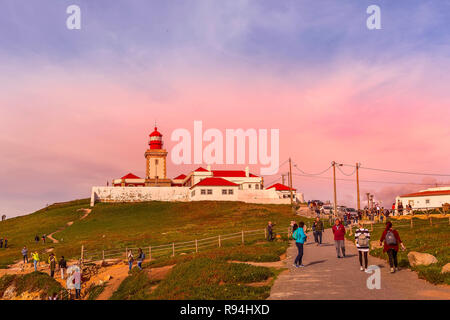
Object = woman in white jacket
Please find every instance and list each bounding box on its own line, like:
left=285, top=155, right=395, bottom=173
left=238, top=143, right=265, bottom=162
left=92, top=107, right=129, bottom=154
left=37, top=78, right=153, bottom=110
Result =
left=354, top=223, right=370, bottom=272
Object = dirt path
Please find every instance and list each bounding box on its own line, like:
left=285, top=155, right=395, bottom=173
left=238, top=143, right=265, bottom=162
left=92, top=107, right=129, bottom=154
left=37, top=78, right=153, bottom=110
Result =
left=47, top=209, right=91, bottom=244
left=269, top=231, right=450, bottom=300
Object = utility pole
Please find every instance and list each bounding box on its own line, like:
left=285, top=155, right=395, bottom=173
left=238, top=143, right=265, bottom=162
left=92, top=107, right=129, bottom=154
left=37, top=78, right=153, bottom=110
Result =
left=356, top=163, right=361, bottom=211
left=282, top=174, right=286, bottom=185
left=289, top=158, right=294, bottom=208
left=332, top=161, right=337, bottom=219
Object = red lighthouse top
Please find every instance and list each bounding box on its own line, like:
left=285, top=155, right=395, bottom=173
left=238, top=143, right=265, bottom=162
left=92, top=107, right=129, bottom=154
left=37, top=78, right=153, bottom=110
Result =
left=149, top=127, right=163, bottom=149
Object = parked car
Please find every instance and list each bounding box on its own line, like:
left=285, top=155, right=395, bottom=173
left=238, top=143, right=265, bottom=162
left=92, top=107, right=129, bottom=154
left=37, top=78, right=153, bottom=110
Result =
left=345, top=207, right=357, bottom=217
left=321, top=205, right=333, bottom=215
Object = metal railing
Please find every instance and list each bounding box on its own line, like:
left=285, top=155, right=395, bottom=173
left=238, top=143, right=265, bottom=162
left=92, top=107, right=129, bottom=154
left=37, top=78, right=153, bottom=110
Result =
left=80, top=227, right=292, bottom=263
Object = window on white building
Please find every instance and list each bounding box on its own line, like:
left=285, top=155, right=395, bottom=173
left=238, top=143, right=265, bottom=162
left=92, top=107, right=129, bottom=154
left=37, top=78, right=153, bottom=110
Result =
left=201, top=189, right=206, bottom=195
left=228, top=189, right=234, bottom=195
left=222, top=189, right=227, bottom=195
left=191, top=191, right=195, bottom=197
left=425, top=199, right=430, bottom=204
left=248, top=184, right=251, bottom=188
left=255, top=184, right=260, bottom=190
left=207, top=189, right=212, bottom=195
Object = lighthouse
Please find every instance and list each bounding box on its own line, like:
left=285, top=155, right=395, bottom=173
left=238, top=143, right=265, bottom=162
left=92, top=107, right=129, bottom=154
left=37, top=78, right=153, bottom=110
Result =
left=144, top=126, right=171, bottom=186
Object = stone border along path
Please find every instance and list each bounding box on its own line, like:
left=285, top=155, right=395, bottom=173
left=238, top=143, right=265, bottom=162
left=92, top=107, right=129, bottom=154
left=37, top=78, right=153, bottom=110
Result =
left=268, top=229, right=450, bottom=300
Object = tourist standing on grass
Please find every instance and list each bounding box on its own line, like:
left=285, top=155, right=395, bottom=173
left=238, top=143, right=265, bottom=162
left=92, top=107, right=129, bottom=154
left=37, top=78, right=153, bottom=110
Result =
left=48, top=253, right=57, bottom=278
left=354, top=223, right=370, bottom=271
left=292, top=221, right=307, bottom=268
left=380, top=221, right=406, bottom=273
left=332, top=219, right=346, bottom=258
left=127, top=250, right=134, bottom=270
left=59, top=256, right=67, bottom=279
left=267, top=221, right=274, bottom=241
left=4, top=237, right=7, bottom=248
left=0, top=238, right=3, bottom=248
left=22, top=246, right=28, bottom=264
left=35, top=235, right=40, bottom=243
left=74, top=268, right=81, bottom=299
left=32, top=251, right=39, bottom=271
left=137, top=248, right=145, bottom=270
left=312, top=217, right=324, bottom=245
left=42, top=234, right=46, bottom=243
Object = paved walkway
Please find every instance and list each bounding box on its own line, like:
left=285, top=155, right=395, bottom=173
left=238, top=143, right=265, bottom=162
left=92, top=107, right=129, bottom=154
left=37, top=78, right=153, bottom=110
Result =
left=269, top=231, right=450, bottom=300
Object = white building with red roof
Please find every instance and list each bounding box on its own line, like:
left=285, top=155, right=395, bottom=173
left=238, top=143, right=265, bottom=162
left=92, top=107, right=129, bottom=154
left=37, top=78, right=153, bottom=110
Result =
left=90, top=127, right=304, bottom=206
left=395, top=186, right=450, bottom=210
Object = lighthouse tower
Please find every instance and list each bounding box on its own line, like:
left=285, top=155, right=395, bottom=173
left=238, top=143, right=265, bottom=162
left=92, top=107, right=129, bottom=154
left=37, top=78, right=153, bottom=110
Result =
left=144, top=127, right=171, bottom=186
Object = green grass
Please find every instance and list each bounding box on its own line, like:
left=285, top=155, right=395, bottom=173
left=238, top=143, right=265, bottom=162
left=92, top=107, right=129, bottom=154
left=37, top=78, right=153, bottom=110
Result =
left=0, top=271, right=64, bottom=299
left=85, top=283, right=107, bottom=300
left=347, top=218, right=450, bottom=285
left=0, top=199, right=90, bottom=267
left=112, top=240, right=288, bottom=300
left=0, top=200, right=316, bottom=266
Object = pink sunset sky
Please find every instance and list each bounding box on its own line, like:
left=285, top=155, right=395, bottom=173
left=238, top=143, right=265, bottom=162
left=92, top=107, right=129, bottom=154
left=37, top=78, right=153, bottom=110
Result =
left=0, top=1, right=449, bottom=216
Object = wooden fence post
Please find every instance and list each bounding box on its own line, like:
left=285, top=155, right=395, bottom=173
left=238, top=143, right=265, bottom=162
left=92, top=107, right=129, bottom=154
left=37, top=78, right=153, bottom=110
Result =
left=102, top=250, right=105, bottom=261
left=195, top=239, right=198, bottom=253
left=149, top=246, right=152, bottom=261
left=264, top=228, right=267, bottom=240
left=172, top=243, right=175, bottom=257
left=81, top=245, right=84, bottom=265
left=218, top=235, right=221, bottom=248
left=410, top=216, right=413, bottom=228
left=241, top=230, right=244, bottom=245
left=430, top=216, right=432, bottom=226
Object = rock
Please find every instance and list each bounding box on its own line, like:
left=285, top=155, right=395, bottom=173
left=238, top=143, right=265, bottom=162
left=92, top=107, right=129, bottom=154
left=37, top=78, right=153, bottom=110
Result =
left=103, top=274, right=112, bottom=282
left=2, top=285, right=16, bottom=299
left=441, top=263, right=450, bottom=274
left=370, top=241, right=382, bottom=249
left=407, top=251, right=438, bottom=267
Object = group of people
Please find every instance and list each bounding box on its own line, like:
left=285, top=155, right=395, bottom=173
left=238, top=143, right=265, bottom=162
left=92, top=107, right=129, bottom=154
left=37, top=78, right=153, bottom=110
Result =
left=127, top=248, right=146, bottom=270
left=21, top=246, right=68, bottom=277
left=34, top=234, right=47, bottom=243
left=290, top=218, right=406, bottom=274
left=0, top=237, right=8, bottom=248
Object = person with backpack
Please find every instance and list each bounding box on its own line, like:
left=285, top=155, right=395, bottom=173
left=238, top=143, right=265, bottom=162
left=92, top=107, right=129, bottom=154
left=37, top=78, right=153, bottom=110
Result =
left=332, top=218, right=346, bottom=258
left=266, top=221, right=275, bottom=241
left=48, top=253, right=57, bottom=278
left=354, top=223, right=370, bottom=271
left=312, top=217, right=324, bottom=245
left=21, top=246, right=29, bottom=264
left=137, top=248, right=145, bottom=270
left=59, top=256, right=67, bottom=279
left=127, top=250, right=134, bottom=271
left=380, top=221, right=406, bottom=273
left=292, top=221, right=307, bottom=268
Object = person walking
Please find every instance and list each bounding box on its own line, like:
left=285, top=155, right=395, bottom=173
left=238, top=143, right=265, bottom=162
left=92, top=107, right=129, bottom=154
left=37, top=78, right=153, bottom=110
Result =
left=312, top=217, right=324, bottom=245
left=4, top=237, right=7, bottom=248
left=74, top=268, right=81, bottom=299
left=127, top=250, right=134, bottom=271
left=48, top=253, right=57, bottom=278
left=59, top=256, right=67, bottom=279
left=292, top=221, right=307, bottom=268
left=0, top=238, right=3, bottom=248
left=137, top=248, right=145, bottom=270
left=21, top=246, right=28, bottom=264
left=42, top=234, right=46, bottom=243
left=266, top=221, right=274, bottom=241
left=332, top=218, right=346, bottom=258
left=35, top=235, right=40, bottom=243
left=32, top=251, right=40, bottom=271
left=354, top=223, right=370, bottom=271
left=380, top=221, right=406, bottom=273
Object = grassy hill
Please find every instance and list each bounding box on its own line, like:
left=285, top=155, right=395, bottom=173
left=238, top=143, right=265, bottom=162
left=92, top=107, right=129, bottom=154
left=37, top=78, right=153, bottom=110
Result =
left=0, top=200, right=306, bottom=267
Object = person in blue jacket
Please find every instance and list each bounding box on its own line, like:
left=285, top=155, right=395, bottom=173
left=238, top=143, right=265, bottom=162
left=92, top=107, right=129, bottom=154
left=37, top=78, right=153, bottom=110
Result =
left=292, top=221, right=307, bottom=268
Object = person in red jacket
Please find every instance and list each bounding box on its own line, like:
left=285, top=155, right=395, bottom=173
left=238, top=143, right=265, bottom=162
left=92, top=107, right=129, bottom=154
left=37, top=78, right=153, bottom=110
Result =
left=380, top=221, right=406, bottom=273
left=332, top=218, right=346, bottom=258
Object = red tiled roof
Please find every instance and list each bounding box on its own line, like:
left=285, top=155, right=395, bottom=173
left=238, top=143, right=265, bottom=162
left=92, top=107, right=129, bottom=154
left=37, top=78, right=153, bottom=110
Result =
left=266, top=183, right=296, bottom=191
left=173, top=174, right=187, bottom=180
left=400, top=189, right=450, bottom=198
left=212, top=170, right=258, bottom=177
left=121, top=173, right=141, bottom=179
left=194, top=167, right=209, bottom=172
left=191, top=177, right=239, bottom=188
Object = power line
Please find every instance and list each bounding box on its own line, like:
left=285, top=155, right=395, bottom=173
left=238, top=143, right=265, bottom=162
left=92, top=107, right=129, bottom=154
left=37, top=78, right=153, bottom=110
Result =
left=337, top=165, right=356, bottom=176
left=293, top=163, right=332, bottom=176
left=291, top=172, right=447, bottom=186
left=342, top=163, right=450, bottom=177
